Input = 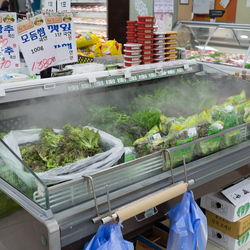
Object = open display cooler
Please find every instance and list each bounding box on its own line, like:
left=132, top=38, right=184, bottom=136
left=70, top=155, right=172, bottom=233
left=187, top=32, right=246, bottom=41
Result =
left=173, top=21, right=250, bottom=74
left=1, top=60, right=250, bottom=249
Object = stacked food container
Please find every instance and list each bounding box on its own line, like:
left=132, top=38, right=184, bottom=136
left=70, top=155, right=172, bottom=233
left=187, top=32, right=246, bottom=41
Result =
left=123, top=43, right=142, bottom=67
left=137, top=16, right=155, bottom=65
left=166, top=31, right=177, bottom=61
left=126, top=21, right=138, bottom=44
left=154, top=32, right=167, bottom=63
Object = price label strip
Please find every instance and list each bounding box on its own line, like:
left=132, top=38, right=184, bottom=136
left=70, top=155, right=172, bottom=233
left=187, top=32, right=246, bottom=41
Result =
left=17, top=14, right=57, bottom=75
left=45, top=13, right=77, bottom=66
left=94, top=80, right=105, bottom=87
left=167, top=69, right=176, bottom=75
left=128, top=75, right=138, bottom=82
left=148, top=72, right=158, bottom=79
left=105, top=78, right=116, bottom=85
left=67, top=84, right=80, bottom=92
left=81, top=83, right=92, bottom=89
left=158, top=70, right=167, bottom=77
left=138, top=73, right=148, bottom=81
left=0, top=13, right=20, bottom=70
left=116, top=77, right=127, bottom=84
left=176, top=67, right=185, bottom=74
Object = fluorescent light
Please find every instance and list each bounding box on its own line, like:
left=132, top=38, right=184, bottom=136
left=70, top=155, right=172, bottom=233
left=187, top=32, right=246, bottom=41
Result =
left=240, top=35, right=248, bottom=39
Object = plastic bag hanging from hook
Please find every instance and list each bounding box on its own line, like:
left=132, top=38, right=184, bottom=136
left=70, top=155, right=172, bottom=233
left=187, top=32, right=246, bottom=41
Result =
left=166, top=190, right=208, bottom=250
left=83, top=221, right=134, bottom=250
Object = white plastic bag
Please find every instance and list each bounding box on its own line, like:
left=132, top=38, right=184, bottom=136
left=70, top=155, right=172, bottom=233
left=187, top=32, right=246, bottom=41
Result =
left=3, top=126, right=124, bottom=185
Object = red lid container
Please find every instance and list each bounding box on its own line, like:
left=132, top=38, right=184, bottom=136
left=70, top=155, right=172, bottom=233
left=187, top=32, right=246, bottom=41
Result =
left=137, top=22, right=154, bottom=28
left=124, top=60, right=141, bottom=67
left=124, top=55, right=142, bottom=61
left=142, top=48, right=154, bottom=55
left=141, top=58, right=154, bottom=64
left=124, top=43, right=142, bottom=50
left=137, top=27, right=154, bottom=34
left=126, top=26, right=138, bottom=32
left=137, top=38, right=154, bottom=44
left=127, top=20, right=138, bottom=26
left=137, top=32, right=154, bottom=39
left=127, top=37, right=138, bottom=43
left=142, top=44, right=154, bottom=50
left=124, top=49, right=141, bottom=56
left=142, top=54, right=154, bottom=60
left=137, top=16, right=155, bottom=22
left=127, top=31, right=138, bottom=37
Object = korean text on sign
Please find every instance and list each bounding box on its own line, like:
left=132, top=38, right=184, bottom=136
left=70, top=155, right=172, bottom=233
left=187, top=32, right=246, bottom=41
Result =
left=46, top=13, right=77, bottom=65
left=0, top=13, right=20, bottom=70
left=17, top=14, right=57, bottom=75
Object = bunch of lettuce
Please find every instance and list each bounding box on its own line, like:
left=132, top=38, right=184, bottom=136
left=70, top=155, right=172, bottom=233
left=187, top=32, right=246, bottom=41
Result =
left=195, top=121, right=224, bottom=157
left=20, top=124, right=103, bottom=172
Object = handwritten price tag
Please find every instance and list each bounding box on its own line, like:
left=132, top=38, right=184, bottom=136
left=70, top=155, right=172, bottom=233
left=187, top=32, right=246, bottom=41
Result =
left=18, top=14, right=57, bottom=75
left=45, top=13, right=77, bottom=65
left=0, top=12, right=20, bottom=70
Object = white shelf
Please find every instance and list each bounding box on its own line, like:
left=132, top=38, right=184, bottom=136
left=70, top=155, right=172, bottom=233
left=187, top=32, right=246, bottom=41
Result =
left=71, top=0, right=106, bottom=3
left=74, top=11, right=106, bottom=18
left=74, top=23, right=107, bottom=31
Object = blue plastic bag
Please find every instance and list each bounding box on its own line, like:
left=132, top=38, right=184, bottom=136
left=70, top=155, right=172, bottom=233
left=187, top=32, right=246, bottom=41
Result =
left=83, top=222, right=134, bottom=250
left=166, top=190, right=207, bottom=250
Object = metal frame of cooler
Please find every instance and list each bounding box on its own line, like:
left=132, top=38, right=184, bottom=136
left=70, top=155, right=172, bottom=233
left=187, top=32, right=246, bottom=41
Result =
left=0, top=60, right=250, bottom=249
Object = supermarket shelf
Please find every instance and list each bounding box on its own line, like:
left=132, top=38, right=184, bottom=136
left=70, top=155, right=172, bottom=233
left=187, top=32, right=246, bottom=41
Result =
left=74, top=23, right=107, bottom=31
left=71, top=0, right=106, bottom=3
left=74, top=11, right=106, bottom=18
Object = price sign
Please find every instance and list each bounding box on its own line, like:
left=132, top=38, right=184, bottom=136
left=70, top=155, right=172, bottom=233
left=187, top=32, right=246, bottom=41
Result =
left=94, top=80, right=105, bottom=87
left=148, top=72, right=157, bottom=78
left=0, top=13, right=20, bottom=70
left=81, top=83, right=91, bottom=89
left=158, top=70, right=167, bottom=77
left=176, top=67, right=184, bottom=74
left=44, top=0, right=57, bottom=13
left=167, top=69, right=176, bottom=75
left=68, top=84, right=79, bottom=91
left=138, top=73, right=148, bottom=81
left=57, top=0, right=71, bottom=13
left=105, top=78, right=116, bottom=85
left=18, top=14, right=57, bottom=75
left=45, top=13, right=77, bottom=65
left=128, top=75, right=138, bottom=82
left=116, top=77, right=127, bottom=84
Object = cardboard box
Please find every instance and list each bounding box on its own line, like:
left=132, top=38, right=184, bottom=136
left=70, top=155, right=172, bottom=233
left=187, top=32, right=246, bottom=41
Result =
left=201, top=178, right=250, bottom=222
left=155, top=219, right=170, bottom=233
left=136, top=226, right=169, bottom=250
left=208, top=226, right=250, bottom=250
left=206, top=210, right=250, bottom=239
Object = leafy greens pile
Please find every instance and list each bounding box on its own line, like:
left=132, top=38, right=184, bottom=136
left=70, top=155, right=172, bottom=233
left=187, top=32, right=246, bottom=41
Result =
left=20, top=124, right=103, bottom=172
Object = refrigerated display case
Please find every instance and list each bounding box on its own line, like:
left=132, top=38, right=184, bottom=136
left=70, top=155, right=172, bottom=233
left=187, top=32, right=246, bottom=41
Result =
left=173, top=21, right=250, bottom=74
left=1, top=60, right=250, bottom=249
left=71, top=0, right=107, bottom=38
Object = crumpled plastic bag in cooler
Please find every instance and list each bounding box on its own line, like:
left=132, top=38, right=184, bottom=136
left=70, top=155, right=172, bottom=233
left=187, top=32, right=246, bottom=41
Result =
left=3, top=126, right=124, bottom=185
